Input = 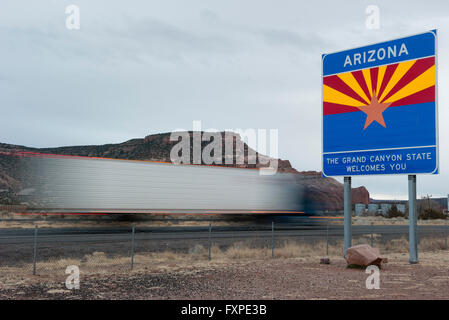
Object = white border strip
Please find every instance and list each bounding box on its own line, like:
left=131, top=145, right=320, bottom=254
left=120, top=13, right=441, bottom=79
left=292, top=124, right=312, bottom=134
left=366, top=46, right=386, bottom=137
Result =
left=323, top=54, right=436, bottom=77
left=323, top=145, right=436, bottom=155
left=321, top=29, right=439, bottom=177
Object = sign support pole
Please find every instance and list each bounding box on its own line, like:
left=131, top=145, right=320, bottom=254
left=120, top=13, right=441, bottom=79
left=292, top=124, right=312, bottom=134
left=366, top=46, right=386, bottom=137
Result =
left=408, top=174, right=418, bottom=264
left=344, top=176, right=352, bottom=257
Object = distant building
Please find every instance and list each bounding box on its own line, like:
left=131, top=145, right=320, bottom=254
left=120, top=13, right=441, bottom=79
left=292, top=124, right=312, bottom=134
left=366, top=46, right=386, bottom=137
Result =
left=446, top=194, right=449, bottom=214
left=380, top=203, right=392, bottom=216
left=355, top=203, right=366, bottom=216
left=367, top=204, right=378, bottom=215
left=396, top=204, right=406, bottom=214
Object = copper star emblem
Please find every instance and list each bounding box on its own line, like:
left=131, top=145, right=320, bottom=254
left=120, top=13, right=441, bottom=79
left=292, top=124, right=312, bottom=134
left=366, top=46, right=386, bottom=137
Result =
left=356, top=91, right=392, bottom=130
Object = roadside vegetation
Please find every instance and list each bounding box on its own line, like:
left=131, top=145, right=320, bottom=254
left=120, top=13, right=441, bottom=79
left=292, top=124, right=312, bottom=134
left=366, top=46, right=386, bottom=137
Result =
left=2, top=236, right=448, bottom=277
left=383, top=202, right=447, bottom=220
left=386, top=204, right=407, bottom=219
left=419, top=208, right=447, bottom=220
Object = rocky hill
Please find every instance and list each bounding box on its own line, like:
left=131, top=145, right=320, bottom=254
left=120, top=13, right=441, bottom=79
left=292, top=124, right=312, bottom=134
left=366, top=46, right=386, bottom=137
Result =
left=0, top=131, right=369, bottom=211
left=298, top=171, right=369, bottom=212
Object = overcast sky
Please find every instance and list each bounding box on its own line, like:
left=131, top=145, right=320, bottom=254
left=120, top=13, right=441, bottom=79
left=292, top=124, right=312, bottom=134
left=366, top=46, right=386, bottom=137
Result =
left=1, top=0, right=448, bottom=199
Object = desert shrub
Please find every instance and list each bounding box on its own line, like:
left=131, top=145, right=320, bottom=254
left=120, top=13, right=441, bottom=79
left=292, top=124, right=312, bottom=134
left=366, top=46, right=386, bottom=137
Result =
left=386, top=204, right=406, bottom=218
left=419, top=208, right=446, bottom=220
left=188, top=244, right=206, bottom=255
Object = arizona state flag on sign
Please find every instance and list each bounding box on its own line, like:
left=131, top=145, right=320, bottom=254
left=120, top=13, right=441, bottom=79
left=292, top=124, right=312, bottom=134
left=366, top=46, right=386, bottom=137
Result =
left=322, top=30, right=438, bottom=177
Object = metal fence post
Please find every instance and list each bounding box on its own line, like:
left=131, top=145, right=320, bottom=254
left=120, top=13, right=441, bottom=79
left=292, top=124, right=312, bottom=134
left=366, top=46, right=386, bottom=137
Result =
left=208, top=223, right=212, bottom=260
left=131, top=224, right=135, bottom=270
left=326, top=222, right=329, bottom=256
left=445, top=223, right=448, bottom=250
left=271, top=221, right=274, bottom=258
left=33, top=225, right=38, bottom=275
left=370, top=222, right=374, bottom=247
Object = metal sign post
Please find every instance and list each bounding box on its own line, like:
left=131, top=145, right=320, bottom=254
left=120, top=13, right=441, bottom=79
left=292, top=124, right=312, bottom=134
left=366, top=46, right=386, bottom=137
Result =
left=408, top=175, right=418, bottom=263
left=344, top=176, right=352, bottom=256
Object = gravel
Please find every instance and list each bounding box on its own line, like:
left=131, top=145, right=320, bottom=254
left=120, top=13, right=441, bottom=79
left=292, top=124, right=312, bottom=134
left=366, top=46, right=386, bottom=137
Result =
left=2, top=252, right=449, bottom=300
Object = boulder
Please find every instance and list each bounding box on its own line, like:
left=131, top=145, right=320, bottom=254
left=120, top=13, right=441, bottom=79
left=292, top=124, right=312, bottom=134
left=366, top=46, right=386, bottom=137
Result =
left=345, top=244, right=388, bottom=268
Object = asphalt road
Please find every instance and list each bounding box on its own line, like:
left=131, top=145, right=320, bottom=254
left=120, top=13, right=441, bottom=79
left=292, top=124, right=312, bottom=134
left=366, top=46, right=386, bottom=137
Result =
left=0, top=222, right=447, bottom=244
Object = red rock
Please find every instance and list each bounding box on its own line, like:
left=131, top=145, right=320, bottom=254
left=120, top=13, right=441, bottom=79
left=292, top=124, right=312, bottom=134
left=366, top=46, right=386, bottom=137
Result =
left=352, top=186, right=370, bottom=205
left=298, top=171, right=370, bottom=211
left=345, top=244, right=387, bottom=267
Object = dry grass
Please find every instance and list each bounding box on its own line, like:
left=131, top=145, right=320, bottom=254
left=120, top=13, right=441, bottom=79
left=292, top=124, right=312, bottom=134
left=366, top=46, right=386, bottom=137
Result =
left=0, top=217, right=239, bottom=229
left=1, top=236, right=448, bottom=278
left=352, top=216, right=449, bottom=226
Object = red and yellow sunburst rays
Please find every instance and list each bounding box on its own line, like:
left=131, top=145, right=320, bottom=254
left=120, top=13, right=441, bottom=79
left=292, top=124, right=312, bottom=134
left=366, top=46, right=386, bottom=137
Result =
left=323, top=56, right=435, bottom=129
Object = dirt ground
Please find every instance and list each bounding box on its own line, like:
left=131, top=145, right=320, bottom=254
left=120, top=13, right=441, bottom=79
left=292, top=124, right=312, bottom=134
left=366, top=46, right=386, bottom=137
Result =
left=2, top=250, right=449, bottom=300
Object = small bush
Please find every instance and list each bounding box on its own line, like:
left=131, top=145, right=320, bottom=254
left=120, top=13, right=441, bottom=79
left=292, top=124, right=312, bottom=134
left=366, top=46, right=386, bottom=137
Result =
left=419, top=208, right=446, bottom=220
left=386, top=204, right=406, bottom=218
left=188, top=244, right=206, bottom=255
